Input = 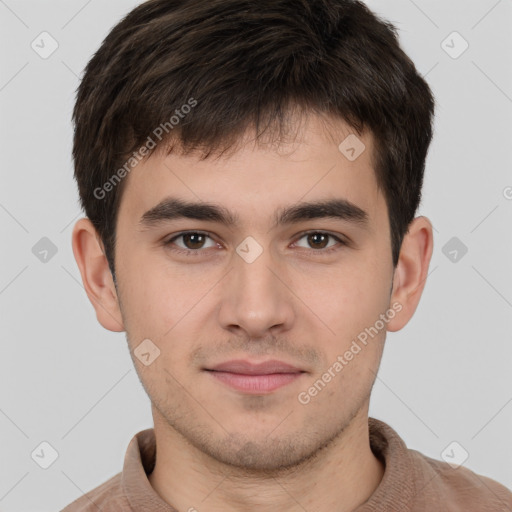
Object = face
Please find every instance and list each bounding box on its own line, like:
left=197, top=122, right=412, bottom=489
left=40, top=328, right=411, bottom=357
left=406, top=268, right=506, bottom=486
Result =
left=106, top=114, right=398, bottom=471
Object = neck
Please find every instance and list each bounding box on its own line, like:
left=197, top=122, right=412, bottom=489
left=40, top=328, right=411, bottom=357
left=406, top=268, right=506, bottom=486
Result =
left=148, top=406, right=384, bottom=512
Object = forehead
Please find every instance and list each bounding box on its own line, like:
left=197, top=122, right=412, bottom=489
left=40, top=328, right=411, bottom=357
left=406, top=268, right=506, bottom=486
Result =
left=117, top=114, right=386, bottom=230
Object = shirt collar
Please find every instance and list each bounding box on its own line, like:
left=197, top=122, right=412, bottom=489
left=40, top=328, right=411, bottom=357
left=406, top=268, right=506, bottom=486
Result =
left=355, top=417, right=416, bottom=511
left=122, top=427, right=177, bottom=511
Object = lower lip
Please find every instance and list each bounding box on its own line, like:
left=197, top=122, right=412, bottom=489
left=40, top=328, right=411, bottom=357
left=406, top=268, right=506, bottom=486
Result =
left=208, top=371, right=303, bottom=393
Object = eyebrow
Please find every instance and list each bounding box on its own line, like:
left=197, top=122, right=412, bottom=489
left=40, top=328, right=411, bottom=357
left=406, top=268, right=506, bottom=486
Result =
left=139, top=197, right=369, bottom=231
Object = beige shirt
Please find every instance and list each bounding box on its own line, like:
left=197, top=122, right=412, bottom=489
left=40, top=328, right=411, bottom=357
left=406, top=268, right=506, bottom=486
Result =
left=61, top=417, right=512, bottom=511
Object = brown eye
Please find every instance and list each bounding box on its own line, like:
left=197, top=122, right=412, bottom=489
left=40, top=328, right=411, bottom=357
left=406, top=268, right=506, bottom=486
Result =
left=181, top=233, right=207, bottom=250
left=294, top=231, right=346, bottom=253
left=164, top=231, right=217, bottom=255
left=307, top=233, right=329, bottom=249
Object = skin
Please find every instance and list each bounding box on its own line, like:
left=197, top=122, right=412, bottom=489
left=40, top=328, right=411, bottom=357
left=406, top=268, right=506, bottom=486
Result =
left=72, top=113, right=433, bottom=512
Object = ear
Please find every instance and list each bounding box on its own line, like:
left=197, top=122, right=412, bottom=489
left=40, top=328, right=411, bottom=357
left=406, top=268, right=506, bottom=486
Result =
left=71, top=218, right=125, bottom=332
left=386, top=216, right=434, bottom=332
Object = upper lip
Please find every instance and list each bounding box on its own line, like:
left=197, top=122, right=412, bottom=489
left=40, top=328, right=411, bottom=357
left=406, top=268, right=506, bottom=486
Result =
left=207, top=359, right=304, bottom=375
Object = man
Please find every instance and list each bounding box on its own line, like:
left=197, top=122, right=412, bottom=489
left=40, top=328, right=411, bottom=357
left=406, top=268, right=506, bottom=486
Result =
left=63, top=0, right=512, bottom=510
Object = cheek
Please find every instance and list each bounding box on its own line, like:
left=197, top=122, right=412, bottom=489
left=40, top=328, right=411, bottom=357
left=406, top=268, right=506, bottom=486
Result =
left=300, top=257, right=391, bottom=387
left=119, top=251, right=207, bottom=335
left=310, top=259, right=390, bottom=333
left=118, top=259, right=219, bottom=383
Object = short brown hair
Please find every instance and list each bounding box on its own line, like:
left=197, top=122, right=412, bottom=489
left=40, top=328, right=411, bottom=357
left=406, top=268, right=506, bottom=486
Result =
left=72, top=0, right=435, bottom=278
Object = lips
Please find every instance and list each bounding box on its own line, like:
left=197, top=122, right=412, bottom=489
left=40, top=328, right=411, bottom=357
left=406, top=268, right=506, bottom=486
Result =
left=205, top=359, right=306, bottom=394
left=207, top=359, right=304, bottom=375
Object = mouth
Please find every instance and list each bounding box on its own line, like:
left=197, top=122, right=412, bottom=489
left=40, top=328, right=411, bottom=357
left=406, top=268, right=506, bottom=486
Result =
left=204, top=359, right=306, bottom=394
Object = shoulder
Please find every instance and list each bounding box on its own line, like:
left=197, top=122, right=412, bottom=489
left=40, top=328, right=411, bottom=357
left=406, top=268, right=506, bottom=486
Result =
left=60, top=472, right=129, bottom=511
left=409, top=449, right=512, bottom=511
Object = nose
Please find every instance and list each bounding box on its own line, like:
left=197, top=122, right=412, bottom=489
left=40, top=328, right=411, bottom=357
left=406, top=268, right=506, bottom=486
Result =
left=217, top=241, right=296, bottom=339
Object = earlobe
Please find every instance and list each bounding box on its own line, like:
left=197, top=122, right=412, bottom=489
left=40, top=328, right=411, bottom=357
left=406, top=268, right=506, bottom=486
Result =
left=387, top=216, right=434, bottom=332
left=71, top=218, right=125, bottom=332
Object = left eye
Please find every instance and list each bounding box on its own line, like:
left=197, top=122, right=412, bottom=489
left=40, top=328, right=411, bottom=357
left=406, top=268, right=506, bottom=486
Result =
left=293, top=231, right=344, bottom=252
left=164, top=231, right=345, bottom=255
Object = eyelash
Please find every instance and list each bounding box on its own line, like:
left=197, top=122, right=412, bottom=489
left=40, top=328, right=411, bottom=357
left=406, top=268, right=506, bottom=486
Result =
left=163, top=230, right=347, bottom=257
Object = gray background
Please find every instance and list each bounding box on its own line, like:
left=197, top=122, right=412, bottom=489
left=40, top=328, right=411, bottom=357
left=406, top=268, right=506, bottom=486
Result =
left=0, top=0, right=511, bottom=510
